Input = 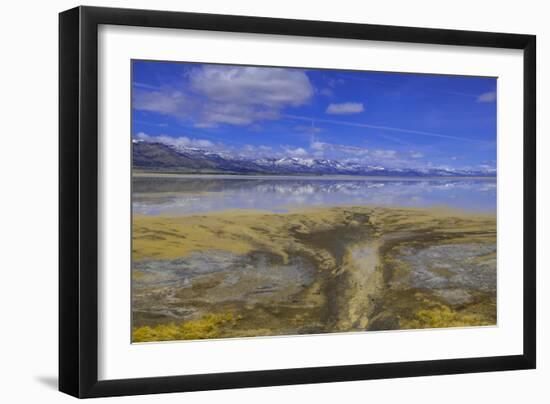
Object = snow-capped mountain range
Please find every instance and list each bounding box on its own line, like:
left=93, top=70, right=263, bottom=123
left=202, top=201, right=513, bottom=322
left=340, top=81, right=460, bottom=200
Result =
left=132, top=139, right=496, bottom=177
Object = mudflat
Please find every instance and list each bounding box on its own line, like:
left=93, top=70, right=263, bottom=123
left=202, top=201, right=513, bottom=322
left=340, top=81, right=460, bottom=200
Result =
left=132, top=206, right=496, bottom=342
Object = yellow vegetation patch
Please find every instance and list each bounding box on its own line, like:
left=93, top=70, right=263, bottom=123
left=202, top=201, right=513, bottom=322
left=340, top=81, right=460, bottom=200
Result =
left=133, top=313, right=241, bottom=342
left=401, top=304, right=493, bottom=329
left=133, top=207, right=495, bottom=262
left=132, top=215, right=254, bottom=260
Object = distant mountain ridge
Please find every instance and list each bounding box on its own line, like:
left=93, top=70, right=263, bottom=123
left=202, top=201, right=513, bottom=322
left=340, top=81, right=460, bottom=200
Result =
left=132, top=140, right=496, bottom=177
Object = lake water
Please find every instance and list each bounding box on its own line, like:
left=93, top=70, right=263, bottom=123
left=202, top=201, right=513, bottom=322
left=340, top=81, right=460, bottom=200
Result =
left=132, top=175, right=496, bottom=215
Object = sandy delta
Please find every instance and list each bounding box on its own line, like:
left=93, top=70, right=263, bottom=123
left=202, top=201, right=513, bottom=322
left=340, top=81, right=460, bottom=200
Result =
left=131, top=205, right=496, bottom=342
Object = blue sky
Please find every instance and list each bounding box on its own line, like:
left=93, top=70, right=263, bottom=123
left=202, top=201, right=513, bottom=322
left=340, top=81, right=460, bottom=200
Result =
left=132, top=60, right=497, bottom=171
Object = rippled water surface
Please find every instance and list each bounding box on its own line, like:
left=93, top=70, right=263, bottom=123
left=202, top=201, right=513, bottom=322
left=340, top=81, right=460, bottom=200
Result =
left=133, top=175, right=496, bottom=215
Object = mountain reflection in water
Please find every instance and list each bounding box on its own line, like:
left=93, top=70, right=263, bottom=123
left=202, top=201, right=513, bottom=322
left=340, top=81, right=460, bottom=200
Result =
left=132, top=175, right=496, bottom=215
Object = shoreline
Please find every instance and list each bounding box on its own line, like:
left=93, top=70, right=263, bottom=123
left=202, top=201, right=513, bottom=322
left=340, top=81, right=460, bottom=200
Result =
left=133, top=171, right=497, bottom=181
left=134, top=204, right=497, bottom=221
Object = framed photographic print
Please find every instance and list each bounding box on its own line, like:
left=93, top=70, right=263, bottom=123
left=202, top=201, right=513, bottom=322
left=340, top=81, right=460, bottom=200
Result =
left=59, top=6, right=536, bottom=398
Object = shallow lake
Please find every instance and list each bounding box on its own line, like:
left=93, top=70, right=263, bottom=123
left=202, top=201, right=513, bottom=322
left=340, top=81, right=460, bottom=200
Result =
left=132, top=175, right=496, bottom=215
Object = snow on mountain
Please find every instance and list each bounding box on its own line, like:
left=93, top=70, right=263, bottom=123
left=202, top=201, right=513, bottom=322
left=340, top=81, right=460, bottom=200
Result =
left=133, top=140, right=496, bottom=177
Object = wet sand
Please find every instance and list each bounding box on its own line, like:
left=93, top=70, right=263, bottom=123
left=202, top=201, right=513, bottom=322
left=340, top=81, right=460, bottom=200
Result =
left=132, top=206, right=496, bottom=342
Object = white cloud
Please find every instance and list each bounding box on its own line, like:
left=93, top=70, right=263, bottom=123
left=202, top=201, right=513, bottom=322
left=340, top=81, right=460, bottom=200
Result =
left=283, top=146, right=308, bottom=157
left=188, top=65, right=313, bottom=127
left=308, top=138, right=373, bottom=161
left=237, top=144, right=276, bottom=158
left=309, top=142, right=416, bottom=169
left=310, top=139, right=326, bottom=151
left=477, top=91, right=496, bottom=103
left=133, top=65, right=314, bottom=127
left=193, top=139, right=215, bottom=148
left=366, top=149, right=429, bottom=169
left=326, top=102, right=364, bottom=115
left=372, top=149, right=397, bottom=159
left=200, top=102, right=267, bottom=126
left=309, top=137, right=370, bottom=157
left=189, top=66, right=313, bottom=108
left=479, top=164, right=494, bottom=170
left=337, top=145, right=370, bottom=156
left=135, top=132, right=214, bottom=149
left=133, top=90, right=191, bottom=115
left=194, top=122, right=218, bottom=128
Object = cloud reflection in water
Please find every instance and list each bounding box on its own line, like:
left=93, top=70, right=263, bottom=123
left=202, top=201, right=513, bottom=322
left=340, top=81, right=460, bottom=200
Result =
left=133, top=176, right=496, bottom=215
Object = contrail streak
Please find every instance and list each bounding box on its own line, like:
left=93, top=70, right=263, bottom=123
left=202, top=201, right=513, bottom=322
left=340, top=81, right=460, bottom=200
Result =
left=284, top=114, right=489, bottom=144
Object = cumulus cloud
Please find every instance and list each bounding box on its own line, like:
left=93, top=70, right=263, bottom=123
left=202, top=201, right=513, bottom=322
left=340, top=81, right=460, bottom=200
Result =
left=309, top=139, right=417, bottom=168
left=193, top=139, right=215, bottom=148
left=326, top=102, right=364, bottom=115
left=372, top=149, right=397, bottom=159
left=189, top=66, right=313, bottom=108
left=283, top=146, right=308, bottom=157
left=310, top=139, right=326, bottom=151
left=133, top=90, right=191, bottom=115
left=366, top=149, right=428, bottom=169
left=309, top=138, right=371, bottom=159
left=133, top=65, right=314, bottom=127
left=199, top=102, right=274, bottom=126
left=134, top=132, right=214, bottom=149
left=236, top=144, right=275, bottom=158
left=477, top=91, right=496, bottom=103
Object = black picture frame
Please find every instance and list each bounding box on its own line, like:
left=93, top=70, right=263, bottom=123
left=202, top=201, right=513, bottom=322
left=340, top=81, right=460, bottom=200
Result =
left=59, top=5, right=536, bottom=398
